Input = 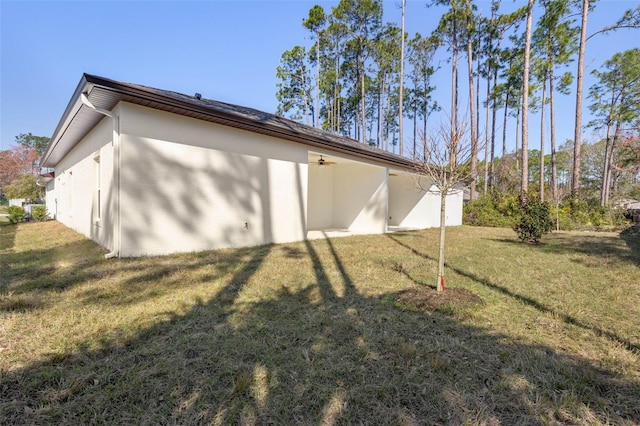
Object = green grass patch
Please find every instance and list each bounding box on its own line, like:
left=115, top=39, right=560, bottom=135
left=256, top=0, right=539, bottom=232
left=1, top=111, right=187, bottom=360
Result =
left=1, top=222, right=639, bottom=424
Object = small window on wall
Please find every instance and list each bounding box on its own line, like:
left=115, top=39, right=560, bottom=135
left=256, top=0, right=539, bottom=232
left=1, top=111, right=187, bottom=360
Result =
left=94, top=156, right=101, bottom=222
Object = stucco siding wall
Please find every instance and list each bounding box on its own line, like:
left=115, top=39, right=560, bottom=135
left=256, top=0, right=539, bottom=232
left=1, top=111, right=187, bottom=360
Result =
left=45, top=181, right=56, bottom=219
left=388, top=174, right=464, bottom=228
left=118, top=103, right=308, bottom=256
left=444, top=188, right=464, bottom=226
left=53, top=116, right=114, bottom=249
left=332, top=163, right=387, bottom=233
left=388, top=174, right=439, bottom=228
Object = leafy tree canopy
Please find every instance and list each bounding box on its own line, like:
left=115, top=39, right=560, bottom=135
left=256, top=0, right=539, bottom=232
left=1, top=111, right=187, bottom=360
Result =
left=4, top=173, right=43, bottom=200
left=15, top=133, right=49, bottom=156
left=0, top=145, right=40, bottom=189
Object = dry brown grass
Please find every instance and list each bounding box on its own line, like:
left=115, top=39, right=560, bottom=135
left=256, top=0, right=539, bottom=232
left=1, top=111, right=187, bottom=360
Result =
left=1, top=220, right=639, bottom=424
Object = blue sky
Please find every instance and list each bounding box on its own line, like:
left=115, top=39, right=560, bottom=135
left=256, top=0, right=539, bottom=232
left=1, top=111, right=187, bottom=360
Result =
left=1, top=0, right=638, bottom=155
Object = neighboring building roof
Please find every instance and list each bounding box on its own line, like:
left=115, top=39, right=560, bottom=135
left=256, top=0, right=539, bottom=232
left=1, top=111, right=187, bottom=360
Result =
left=615, top=199, right=640, bottom=210
left=625, top=202, right=640, bottom=210
left=42, top=74, right=417, bottom=170
left=35, top=172, right=54, bottom=187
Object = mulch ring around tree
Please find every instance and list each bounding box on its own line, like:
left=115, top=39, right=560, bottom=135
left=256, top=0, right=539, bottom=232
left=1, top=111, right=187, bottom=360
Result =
left=394, top=286, right=484, bottom=315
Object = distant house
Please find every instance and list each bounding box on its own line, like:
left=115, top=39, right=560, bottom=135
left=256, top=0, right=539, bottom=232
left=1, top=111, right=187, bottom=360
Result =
left=41, top=74, right=463, bottom=257
left=35, top=172, right=55, bottom=218
left=8, top=198, right=27, bottom=208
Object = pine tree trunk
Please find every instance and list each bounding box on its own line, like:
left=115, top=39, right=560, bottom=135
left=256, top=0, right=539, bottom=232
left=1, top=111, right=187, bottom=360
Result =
left=413, top=108, right=417, bottom=159
left=377, top=78, right=383, bottom=148
left=550, top=67, right=558, bottom=204
left=302, top=68, right=310, bottom=126
left=606, top=120, right=622, bottom=203
left=423, top=97, right=428, bottom=147
left=490, top=38, right=501, bottom=189
left=573, top=0, right=589, bottom=197
left=467, top=14, right=478, bottom=200
left=476, top=49, right=481, bottom=148
left=359, top=30, right=367, bottom=145
left=600, top=87, right=619, bottom=206
left=399, top=0, right=406, bottom=156
left=600, top=119, right=613, bottom=206
left=500, top=91, right=509, bottom=185
left=540, top=73, right=547, bottom=201
left=315, top=37, right=320, bottom=128
left=484, top=76, right=491, bottom=194
left=386, top=80, right=392, bottom=151
left=336, top=48, right=342, bottom=133
left=516, top=107, right=521, bottom=171
left=521, top=0, right=534, bottom=193
left=451, top=16, right=459, bottom=138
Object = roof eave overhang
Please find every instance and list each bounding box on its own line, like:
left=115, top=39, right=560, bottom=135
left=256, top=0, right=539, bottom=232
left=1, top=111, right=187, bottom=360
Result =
left=41, top=75, right=93, bottom=168
left=42, top=74, right=419, bottom=171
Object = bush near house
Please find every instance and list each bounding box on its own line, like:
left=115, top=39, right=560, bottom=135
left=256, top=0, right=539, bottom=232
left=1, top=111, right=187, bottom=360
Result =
left=7, top=205, right=25, bottom=224
left=31, top=205, right=49, bottom=222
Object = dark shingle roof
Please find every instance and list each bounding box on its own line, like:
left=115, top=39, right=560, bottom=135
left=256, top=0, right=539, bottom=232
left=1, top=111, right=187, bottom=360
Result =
left=42, top=74, right=417, bottom=170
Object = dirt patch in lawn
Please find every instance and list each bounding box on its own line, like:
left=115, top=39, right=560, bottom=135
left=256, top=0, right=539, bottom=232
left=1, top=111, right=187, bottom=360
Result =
left=394, top=286, right=484, bottom=315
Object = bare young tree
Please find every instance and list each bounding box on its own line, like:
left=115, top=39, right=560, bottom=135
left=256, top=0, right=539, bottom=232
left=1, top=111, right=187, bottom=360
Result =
left=413, top=120, right=476, bottom=292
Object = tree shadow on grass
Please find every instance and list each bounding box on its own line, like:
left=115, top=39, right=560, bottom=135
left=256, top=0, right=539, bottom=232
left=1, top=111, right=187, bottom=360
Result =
left=0, top=236, right=107, bottom=312
left=386, top=233, right=640, bottom=354
left=77, top=245, right=274, bottom=309
left=2, top=237, right=639, bottom=424
left=0, top=221, right=17, bottom=254
left=0, top=221, right=276, bottom=312
left=620, top=227, right=640, bottom=257
left=492, top=231, right=640, bottom=267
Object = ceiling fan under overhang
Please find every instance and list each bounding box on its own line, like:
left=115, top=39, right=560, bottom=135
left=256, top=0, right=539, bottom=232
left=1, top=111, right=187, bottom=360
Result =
left=311, top=155, right=336, bottom=166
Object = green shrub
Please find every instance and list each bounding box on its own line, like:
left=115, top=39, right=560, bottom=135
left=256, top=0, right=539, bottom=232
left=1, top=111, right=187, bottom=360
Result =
left=553, top=199, right=629, bottom=230
left=552, top=204, right=573, bottom=231
left=589, top=206, right=606, bottom=227
left=463, top=191, right=519, bottom=228
left=464, top=197, right=503, bottom=227
left=7, top=206, right=26, bottom=224
left=31, top=205, right=49, bottom=222
left=467, top=191, right=631, bottom=231
left=513, top=194, right=553, bottom=243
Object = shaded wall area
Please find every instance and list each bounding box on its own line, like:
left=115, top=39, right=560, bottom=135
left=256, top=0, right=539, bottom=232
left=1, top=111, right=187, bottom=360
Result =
left=53, top=115, right=115, bottom=250
left=118, top=103, right=308, bottom=257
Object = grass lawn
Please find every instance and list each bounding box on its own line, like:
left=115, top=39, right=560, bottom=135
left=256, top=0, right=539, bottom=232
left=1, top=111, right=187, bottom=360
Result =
left=1, top=220, right=639, bottom=425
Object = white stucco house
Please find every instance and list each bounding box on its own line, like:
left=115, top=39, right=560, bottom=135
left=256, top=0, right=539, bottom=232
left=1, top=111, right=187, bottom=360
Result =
left=41, top=74, right=463, bottom=257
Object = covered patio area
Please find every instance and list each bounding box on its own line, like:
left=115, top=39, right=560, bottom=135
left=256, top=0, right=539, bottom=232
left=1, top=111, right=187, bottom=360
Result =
left=306, top=151, right=388, bottom=236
